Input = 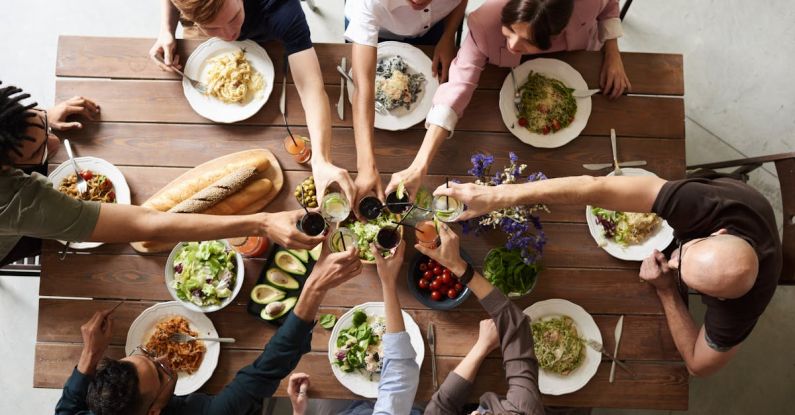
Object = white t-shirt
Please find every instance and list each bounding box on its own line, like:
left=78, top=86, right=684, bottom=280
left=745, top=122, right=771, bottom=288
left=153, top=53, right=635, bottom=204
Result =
left=344, top=0, right=463, bottom=46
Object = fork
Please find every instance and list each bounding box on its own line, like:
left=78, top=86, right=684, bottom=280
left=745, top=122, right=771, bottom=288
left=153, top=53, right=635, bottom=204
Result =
left=580, top=337, right=636, bottom=377
left=154, top=54, right=207, bottom=94
left=335, top=65, right=388, bottom=115
left=509, top=68, right=521, bottom=128
left=610, top=129, right=623, bottom=176
left=61, top=140, right=86, bottom=260
left=168, top=332, right=236, bottom=343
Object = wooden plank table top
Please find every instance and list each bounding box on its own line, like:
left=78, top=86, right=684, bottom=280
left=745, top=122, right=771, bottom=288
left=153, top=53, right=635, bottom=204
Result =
left=36, top=35, right=688, bottom=410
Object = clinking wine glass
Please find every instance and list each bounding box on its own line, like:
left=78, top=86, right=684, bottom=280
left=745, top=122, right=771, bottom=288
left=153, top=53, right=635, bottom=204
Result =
left=358, top=195, right=384, bottom=221
left=328, top=227, right=355, bottom=253
left=321, top=192, right=351, bottom=223
left=432, top=194, right=464, bottom=222
left=296, top=211, right=327, bottom=236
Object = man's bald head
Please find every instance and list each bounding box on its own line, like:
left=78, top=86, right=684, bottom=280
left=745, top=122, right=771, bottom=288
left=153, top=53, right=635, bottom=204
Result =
left=677, top=232, right=758, bottom=299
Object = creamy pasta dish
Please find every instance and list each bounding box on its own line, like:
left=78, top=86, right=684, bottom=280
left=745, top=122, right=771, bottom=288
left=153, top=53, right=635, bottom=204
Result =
left=204, top=49, right=264, bottom=104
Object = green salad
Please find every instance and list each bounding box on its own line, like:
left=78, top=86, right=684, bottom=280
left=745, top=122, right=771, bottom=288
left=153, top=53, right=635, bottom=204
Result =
left=483, top=248, right=539, bottom=296
left=344, top=212, right=400, bottom=262
left=332, top=310, right=385, bottom=379
left=531, top=316, right=584, bottom=375
left=172, top=241, right=237, bottom=307
left=592, top=207, right=661, bottom=246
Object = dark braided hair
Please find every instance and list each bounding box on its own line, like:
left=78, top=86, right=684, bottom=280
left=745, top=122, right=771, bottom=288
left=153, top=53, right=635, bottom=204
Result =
left=0, top=81, right=40, bottom=165
left=87, top=358, right=144, bottom=415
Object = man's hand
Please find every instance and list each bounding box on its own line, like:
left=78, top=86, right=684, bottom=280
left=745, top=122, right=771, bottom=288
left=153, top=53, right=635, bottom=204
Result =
left=432, top=182, right=499, bottom=221
left=372, top=241, right=405, bottom=288
left=386, top=165, right=425, bottom=203
left=475, top=318, right=500, bottom=354
left=262, top=210, right=326, bottom=250
left=287, top=373, right=310, bottom=415
left=77, top=309, right=115, bottom=375
left=149, top=31, right=181, bottom=72
left=47, top=96, right=100, bottom=131
left=432, top=36, right=456, bottom=83
left=312, top=161, right=357, bottom=210
left=354, top=165, right=384, bottom=215
left=415, top=222, right=467, bottom=277
left=307, top=243, right=363, bottom=292
left=600, top=48, right=631, bottom=100
left=639, top=249, right=676, bottom=292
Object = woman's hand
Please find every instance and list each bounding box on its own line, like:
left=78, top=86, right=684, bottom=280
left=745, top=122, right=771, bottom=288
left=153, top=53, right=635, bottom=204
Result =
left=475, top=318, right=500, bottom=354
left=600, top=44, right=631, bottom=100
left=372, top=241, right=405, bottom=288
left=261, top=210, right=326, bottom=250
left=312, top=160, right=357, bottom=210
left=149, top=31, right=181, bottom=72
left=354, top=164, right=385, bottom=214
left=47, top=96, right=100, bottom=130
left=432, top=36, right=456, bottom=83
left=432, top=182, right=498, bottom=221
left=287, top=372, right=311, bottom=415
left=385, top=165, right=425, bottom=203
left=414, top=222, right=467, bottom=277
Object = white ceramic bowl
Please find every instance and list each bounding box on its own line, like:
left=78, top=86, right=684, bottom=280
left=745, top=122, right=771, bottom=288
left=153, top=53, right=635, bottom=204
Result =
left=165, top=240, right=245, bottom=313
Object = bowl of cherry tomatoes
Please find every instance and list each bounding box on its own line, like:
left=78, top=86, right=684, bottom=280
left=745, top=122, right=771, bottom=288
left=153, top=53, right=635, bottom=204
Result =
left=407, top=252, right=472, bottom=310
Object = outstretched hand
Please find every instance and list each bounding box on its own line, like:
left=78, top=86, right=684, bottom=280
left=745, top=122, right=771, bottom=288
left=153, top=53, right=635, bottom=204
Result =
left=47, top=96, right=101, bottom=130
left=432, top=182, right=498, bottom=222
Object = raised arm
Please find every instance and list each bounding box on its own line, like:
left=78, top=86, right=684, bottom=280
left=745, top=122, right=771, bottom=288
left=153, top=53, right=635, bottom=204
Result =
left=289, top=48, right=357, bottom=207
left=372, top=243, right=421, bottom=415
left=431, top=0, right=468, bottom=82
left=434, top=175, right=667, bottom=222
left=350, top=43, right=385, bottom=205
left=148, top=0, right=182, bottom=72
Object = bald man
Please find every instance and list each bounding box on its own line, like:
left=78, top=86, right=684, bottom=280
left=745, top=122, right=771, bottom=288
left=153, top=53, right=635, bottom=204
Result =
left=433, top=172, right=782, bottom=377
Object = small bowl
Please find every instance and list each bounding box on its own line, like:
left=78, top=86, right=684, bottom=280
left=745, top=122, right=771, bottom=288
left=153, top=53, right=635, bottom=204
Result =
left=407, top=250, right=472, bottom=310
left=165, top=240, right=245, bottom=313
left=483, top=248, right=539, bottom=299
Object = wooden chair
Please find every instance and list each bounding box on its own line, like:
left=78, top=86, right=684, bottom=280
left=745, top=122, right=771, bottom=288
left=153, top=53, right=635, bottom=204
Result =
left=620, top=0, right=634, bottom=20
left=687, top=152, right=795, bottom=285
left=0, top=256, right=41, bottom=277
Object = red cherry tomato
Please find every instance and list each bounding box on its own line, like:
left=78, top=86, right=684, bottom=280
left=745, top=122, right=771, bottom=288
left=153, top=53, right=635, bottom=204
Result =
left=517, top=117, right=528, bottom=127
left=441, top=273, right=452, bottom=285
left=419, top=263, right=427, bottom=272
left=107, top=191, right=116, bottom=202
left=455, top=283, right=463, bottom=292
left=447, top=289, right=457, bottom=299
left=551, top=119, right=561, bottom=131
left=418, top=279, right=429, bottom=290
left=80, top=170, right=93, bottom=180
left=430, top=279, right=441, bottom=290
left=423, top=271, right=433, bottom=280
left=433, top=266, right=443, bottom=276
left=542, top=125, right=551, bottom=135
left=431, top=291, right=442, bottom=301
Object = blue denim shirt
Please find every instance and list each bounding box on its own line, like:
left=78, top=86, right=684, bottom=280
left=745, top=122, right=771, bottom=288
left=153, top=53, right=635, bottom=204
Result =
left=339, top=331, right=423, bottom=415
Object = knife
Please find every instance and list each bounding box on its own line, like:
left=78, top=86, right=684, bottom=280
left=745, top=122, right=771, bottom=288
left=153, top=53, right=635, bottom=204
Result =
left=428, top=322, right=438, bottom=390
left=581, top=337, right=635, bottom=377
left=279, top=57, right=296, bottom=140
left=582, top=160, right=647, bottom=171
left=337, top=57, right=346, bottom=120
left=609, top=315, right=624, bottom=383
left=610, top=128, right=622, bottom=175
left=573, top=88, right=601, bottom=98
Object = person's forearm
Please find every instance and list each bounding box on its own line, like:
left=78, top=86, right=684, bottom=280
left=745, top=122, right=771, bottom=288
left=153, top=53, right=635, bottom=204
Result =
left=407, top=124, right=447, bottom=174
left=382, top=282, right=405, bottom=333
left=290, top=49, right=334, bottom=166
left=603, top=38, right=620, bottom=57
left=453, top=343, right=490, bottom=381
left=293, top=279, right=325, bottom=322
left=447, top=258, right=493, bottom=300
left=440, top=0, right=467, bottom=43
left=76, top=348, right=103, bottom=376
left=89, top=203, right=267, bottom=243
left=351, top=45, right=378, bottom=172
left=160, top=0, right=180, bottom=34
left=657, top=288, right=701, bottom=371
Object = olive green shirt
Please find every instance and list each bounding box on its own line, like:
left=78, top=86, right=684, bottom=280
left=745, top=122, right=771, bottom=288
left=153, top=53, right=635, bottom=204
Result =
left=0, top=168, right=100, bottom=259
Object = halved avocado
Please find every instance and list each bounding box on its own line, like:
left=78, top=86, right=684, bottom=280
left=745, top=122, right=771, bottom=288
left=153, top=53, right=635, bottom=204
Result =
left=309, top=243, right=322, bottom=261
left=288, top=249, right=309, bottom=263
left=274, top=251, right=307, bottom=275
left=250, top=284, right=286, bottom=305
left=260, top=297, right=298, bottom=320
left=266, top=267, right=300, bottom=290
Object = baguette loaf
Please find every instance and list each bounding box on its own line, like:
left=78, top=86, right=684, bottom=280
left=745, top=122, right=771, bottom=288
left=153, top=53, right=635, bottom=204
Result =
left=168, top=167, right=257, bottom=213
left=143, top=153, right=270, bottom=212
left=203, top=178, right=273, bottom=215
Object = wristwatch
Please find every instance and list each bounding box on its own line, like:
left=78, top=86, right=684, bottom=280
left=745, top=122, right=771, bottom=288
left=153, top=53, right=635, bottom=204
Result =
left=457, top=263, right=475, bottom=285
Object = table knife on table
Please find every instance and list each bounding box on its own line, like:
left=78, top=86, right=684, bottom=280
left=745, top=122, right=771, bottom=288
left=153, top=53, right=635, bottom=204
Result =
left=428, top=322, right=438, bottom=390
left=337, top=57, right=346, bottom=120
left=609, top=315, right=624, bottom=383
left=582, top=160, right=647, bottom=171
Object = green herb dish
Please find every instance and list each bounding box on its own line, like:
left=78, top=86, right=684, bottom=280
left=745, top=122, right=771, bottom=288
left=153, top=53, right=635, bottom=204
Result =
left=483, top=247, right=539, bottom=297
left=167, top=240, right=244, bottom=312
left=332, top=309, right=386, bottom=379
left=319, top=314, right=337, bottom=329
left=531, top=316, right=585, bottom=375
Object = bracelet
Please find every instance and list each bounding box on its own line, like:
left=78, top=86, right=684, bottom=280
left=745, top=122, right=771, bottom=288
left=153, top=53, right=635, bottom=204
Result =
left=457, top=263, right=475, bottom=285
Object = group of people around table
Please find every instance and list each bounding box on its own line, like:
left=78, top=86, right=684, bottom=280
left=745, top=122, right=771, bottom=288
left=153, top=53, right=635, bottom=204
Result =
left=0, top=0, right=782, bottom=414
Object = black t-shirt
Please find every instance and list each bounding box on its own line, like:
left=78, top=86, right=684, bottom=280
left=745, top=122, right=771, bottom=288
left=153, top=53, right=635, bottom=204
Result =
left=652, top=178, right=782, bottom=349
left=238, top=0, right=313, bottom=55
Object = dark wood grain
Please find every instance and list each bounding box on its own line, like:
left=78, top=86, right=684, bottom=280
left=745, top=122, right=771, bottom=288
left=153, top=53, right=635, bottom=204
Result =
left=56, top=36, right=684, bottom=96
left=34, top=343, right=687, bottom=410
left=56, top=79, right=684, bottom=137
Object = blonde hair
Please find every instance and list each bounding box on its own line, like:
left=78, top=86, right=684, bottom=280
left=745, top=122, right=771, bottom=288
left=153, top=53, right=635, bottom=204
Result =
left=171, top=0, right=226, bottom=25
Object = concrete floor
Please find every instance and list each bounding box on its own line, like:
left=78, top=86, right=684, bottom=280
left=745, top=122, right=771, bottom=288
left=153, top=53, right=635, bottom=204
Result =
left=0, top=0, right=792, bottom=413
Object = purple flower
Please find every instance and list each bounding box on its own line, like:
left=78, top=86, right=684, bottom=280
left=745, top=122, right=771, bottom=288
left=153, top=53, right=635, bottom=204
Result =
left=509, top=152, right=519, bottom=164
left=527, top=171, right=548, bottom=182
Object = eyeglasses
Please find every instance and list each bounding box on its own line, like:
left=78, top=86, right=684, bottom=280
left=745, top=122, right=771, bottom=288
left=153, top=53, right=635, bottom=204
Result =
left=129, top=345, right=175, bottom=409
left=675, top=235, right=716, bottom=294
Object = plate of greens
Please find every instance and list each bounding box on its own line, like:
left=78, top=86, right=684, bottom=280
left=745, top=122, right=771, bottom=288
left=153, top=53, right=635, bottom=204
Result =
left=328, top=302, right=424, bottom=398
left=165, top=240, right=245, bottom=313
left=483, top=247, right=540, bottom=298
left=524, top=299, right=602, bottom=395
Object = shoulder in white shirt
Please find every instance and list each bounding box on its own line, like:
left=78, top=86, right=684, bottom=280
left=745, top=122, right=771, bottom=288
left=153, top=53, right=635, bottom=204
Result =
left=344, top=0, right=463, bottom=47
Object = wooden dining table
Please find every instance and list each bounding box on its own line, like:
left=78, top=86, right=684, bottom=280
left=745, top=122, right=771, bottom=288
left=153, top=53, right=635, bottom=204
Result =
left=35, top=35, right=687, bottom=410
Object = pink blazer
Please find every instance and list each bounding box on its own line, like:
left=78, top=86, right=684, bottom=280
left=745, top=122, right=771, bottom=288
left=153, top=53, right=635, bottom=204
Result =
left=429, top=0, right=620, bottom=129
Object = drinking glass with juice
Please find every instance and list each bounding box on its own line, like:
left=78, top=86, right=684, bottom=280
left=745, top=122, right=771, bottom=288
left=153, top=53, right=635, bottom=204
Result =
left=283, top=135, right=312, bottom=164
left=414, top=220, right=440, bottom=249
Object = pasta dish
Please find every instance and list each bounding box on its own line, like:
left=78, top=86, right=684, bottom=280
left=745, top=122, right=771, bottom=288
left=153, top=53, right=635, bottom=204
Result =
left=144, top=316, right=206, bottom=374
left=204, top=49, right=264, bottom=104
left=58, top=170, right=116, bottom=203
left=517, top=71, right=577, bottom=135
left=592, top=207, right=662, bottom=246
left=375, top=56, right=425, bottom=111
left=532, top=316, right=584, bottom=375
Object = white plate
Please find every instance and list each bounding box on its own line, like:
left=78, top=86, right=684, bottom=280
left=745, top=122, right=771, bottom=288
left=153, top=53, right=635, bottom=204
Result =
left=48, top=156, right=131, bottom=249
left=183, top=38, right=274, bottom=123
left=125, top=301, right=220, bottom=396
left=524, top=299, right=601, bottom=395
left=586, top=168, right=675, bottom=261
left=347, top=41, right=439, bottom=131
left=328, top=302, right=425, bottom=398
left=164, top=240, right=245, bottom=313
left=499, top=58, right=591, bottom=148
